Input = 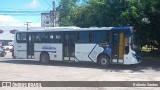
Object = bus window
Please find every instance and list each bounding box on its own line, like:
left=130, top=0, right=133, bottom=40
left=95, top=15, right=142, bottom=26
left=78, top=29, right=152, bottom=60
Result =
left=93, top=31, right=109, bottom=43
left=54, top=33, right=61, bottom=43
left=36, top=33, right=41, bottom=42
left=78, top=32, right=91, bottom=43
left=16, top=33, right=26, bottom=43
left=35, top=33, right=47, bottom=43
left=41, top=33, right=47, bottom=42
left=31, top=34, right=35, bottom=42
left=113, top=33, right=118, bottom=56
left=49, top=34, right=54, bottom=43
left=45, top=33, right=61, bottom=43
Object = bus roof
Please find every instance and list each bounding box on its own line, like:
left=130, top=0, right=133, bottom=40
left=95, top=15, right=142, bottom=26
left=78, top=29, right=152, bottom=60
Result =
left=112, top=26, right=133, bottom=35
left=16, top=26, right=133, bottom=34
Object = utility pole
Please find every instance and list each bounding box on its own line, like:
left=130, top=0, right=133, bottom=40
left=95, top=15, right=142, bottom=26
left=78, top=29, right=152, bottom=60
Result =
left=25, top=22, right=31, bottom=30
left=52, top=1, right=56, bottom=27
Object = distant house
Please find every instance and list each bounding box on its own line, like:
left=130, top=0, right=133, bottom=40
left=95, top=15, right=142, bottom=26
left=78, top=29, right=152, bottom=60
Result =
left=41, top=1, right=60, bottom=27
left=41, top=13, right=54, bottom=27
left=41, top=10, right=60, bottom=27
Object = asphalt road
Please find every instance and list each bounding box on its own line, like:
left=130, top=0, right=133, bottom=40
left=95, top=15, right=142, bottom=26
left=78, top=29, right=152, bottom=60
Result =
left=0, top=52, right=160, bottom=90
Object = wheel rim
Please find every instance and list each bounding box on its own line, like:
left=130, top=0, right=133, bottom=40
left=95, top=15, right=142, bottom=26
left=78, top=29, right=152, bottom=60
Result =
left=101, top=58, right=107, bottom=65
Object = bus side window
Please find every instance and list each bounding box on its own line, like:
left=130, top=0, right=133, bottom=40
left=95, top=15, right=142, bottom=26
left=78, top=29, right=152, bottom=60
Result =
left=77, top=32, right=80, bottom=43
left=49, top=34, right=54, bottom=43
left=78, top=32, right=90, bottom=43
left=93, top=31, right=107, bottom=43
left=106, top=33, right=109, bottom=43
left=54, top=34, right=61, bottom=43
left=89, top=32, right=93, bottom=43
left=16, top=33, right=26, bottom=43
left=43, top=33, right=48, bottom=43
left=36, top=34, right=41, bottom=42
left=31, top=34, right=35, bottom=42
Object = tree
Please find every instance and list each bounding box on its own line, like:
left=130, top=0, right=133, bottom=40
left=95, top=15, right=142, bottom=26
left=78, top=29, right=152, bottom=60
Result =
left=58, top=0, right=78, bottom=26
left=58, top=0, right=160, bottom=49
left=140, top=0, right=160, bottom=49
left=72, top=0, right=131, bottom=27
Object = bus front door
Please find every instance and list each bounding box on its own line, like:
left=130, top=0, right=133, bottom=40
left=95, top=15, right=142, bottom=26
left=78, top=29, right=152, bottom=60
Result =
left=63, top=33, right=75, bottom=61
left=27, top=34, right=35, bottom=59
left=112, top=32, right=124, bottom=64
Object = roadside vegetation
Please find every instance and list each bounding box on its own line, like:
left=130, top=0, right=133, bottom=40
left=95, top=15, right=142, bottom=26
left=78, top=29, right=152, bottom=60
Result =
left=58, top=0, right=160, bottom=49
left=58, top=0, right=160, bottom=59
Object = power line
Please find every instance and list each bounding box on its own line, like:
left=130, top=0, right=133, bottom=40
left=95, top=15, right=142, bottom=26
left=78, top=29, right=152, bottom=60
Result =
left=0, top=10, right=51, bottom=16
left=0, top=10, right=48, bottom=13
left=0, top=10, right=50, bottom=16
left=0, top=8, right=49, bottom=10
left=0, top=21, right=24, bottom=23
left=0, top=14, right=41, bottom=16
left=45, top=0, right=52, bottom=6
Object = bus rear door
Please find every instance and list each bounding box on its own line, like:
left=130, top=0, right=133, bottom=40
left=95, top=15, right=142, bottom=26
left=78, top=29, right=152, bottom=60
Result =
left=27, top=33, right=35, bottom=59
left=112, top=32, right=124, bottom=64
left=63, top=32, right=75, bottom=61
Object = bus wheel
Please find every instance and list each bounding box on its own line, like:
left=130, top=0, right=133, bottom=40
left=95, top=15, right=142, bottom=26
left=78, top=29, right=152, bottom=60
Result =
left=13, top=56, right=16, bottom=59
left=98, top=55, right=110, bottom=67
left=40, top=53, right=50, bottom=64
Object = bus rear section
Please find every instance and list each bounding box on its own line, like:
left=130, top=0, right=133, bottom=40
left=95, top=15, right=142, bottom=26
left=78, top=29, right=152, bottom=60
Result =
left=110, top=27, right=141, bottom=65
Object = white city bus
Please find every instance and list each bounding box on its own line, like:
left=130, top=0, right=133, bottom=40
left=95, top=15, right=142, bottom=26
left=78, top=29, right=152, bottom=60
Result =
left=13, top=26, right=141, bottom=67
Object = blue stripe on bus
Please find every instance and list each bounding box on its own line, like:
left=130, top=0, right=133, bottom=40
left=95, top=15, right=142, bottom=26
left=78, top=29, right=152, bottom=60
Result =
left=88, top=44, right=98, bottom=63
left=111, top=26, right=132, bottom=35
left=74, top=56, right=80, bottom=62
left=17, top=50, right=26, bottom=52
left=103, top=47, right=111, bottom=59
left=17, top=50, right=56, bottom=53
left=34, top=51, right=56, bottom=53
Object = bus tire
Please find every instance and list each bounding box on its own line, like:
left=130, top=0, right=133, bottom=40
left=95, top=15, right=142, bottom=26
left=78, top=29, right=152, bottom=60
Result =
left=98, top=55, right=110, bottom=67
left=40, top=53, right=50, bottom=64
left=13, top=56, right=16, bottom=59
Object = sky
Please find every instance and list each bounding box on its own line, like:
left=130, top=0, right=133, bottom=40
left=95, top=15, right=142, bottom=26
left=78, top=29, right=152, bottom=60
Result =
left=0, top=0, right=59, bottom=40
left=0, top=0, right=59, bottom=27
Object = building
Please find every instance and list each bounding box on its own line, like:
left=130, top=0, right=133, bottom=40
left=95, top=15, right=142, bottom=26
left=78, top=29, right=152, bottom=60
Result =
left=41, top=13, right=54, bottom=27
left=41, top=1, right=60, bottom=27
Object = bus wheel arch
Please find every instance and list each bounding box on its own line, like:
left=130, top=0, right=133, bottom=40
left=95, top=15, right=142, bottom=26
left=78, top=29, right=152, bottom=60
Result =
left=40, top=51, right=50, bottom=64
left=97, top=53, right=110, bottom=67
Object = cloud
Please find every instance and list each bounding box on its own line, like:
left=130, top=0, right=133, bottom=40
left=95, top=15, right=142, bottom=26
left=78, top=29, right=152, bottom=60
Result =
left=0, top=15, right=23, bottom=26
left=0, top=15, right=23, bottom=40
left=25, top=0, right=40, bottom=9
left=0, top=15, right=41, bottom=27
left=0, top=15, right=41, bottom=40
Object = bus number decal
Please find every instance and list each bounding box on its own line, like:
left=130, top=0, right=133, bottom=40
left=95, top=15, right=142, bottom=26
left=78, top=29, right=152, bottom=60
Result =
left=42, top=45, right=56, bottom=50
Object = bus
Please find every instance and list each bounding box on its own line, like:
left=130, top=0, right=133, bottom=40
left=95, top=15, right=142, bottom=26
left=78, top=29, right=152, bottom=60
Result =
left=13, top=26, right=141, bottom=67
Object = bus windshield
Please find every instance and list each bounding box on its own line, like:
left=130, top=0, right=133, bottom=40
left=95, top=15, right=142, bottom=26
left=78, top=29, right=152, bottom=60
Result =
left=131, top=35, right=141, bottom=51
